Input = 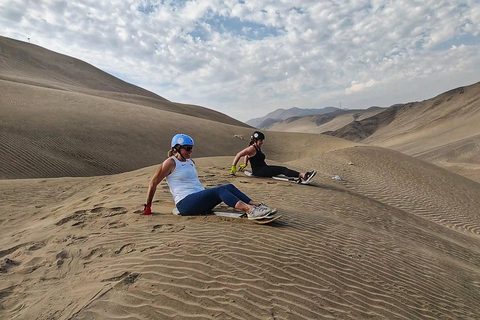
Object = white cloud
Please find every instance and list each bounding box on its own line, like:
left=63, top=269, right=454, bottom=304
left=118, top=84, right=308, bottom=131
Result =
left=346, top=80, right=377, bottom=94
left=0, top=0, right=479, bottom=121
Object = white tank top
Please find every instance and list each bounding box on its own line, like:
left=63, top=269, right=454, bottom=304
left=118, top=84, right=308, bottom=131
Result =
left=166, top=157, right=205, bottom=204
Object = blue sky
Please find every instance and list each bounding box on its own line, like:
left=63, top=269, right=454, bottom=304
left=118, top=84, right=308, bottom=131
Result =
left=1, top=0, right=480, bottom=122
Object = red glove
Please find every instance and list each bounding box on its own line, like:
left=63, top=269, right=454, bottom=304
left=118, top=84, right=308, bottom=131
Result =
left=142, top=203, right=152, bottom=215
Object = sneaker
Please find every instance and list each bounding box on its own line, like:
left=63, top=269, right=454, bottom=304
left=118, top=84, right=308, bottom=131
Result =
left=247, top=205, right=274, bottom=220
left=302, top=170, right=317, bottom=184
left=259, top=203, right=277, bottom=214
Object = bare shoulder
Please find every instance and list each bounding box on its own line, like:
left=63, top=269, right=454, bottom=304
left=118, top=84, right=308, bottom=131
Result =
left=162, top=157, right=176, bottom=172
left=238, top=145, right=256, bottom=156
left=245, top=145, right=257, bottom=156
left=152, top=157, right=175, bottom=178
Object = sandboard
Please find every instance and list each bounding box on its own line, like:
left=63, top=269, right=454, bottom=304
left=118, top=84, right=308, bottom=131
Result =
left=172, top=208, right=281, bottom=224
left=244, top=171, right=310, bottom=184
left=214, top=211, right=282, bottom=224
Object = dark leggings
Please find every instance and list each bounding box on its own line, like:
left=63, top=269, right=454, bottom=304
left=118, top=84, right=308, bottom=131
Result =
left=253, top=165, right=300, bottom=178
left=176, top=183, right=251, bottom=215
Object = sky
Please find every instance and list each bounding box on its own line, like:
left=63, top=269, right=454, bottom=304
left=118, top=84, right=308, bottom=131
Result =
left=1, top=0, right=480, bottom=122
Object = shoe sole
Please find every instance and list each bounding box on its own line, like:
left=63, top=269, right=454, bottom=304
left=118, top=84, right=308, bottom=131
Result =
left=248, top=210, right=276, bottom=220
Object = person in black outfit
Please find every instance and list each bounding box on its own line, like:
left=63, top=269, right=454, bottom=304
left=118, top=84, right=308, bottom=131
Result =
left=231, top=131, right=316, bottom=183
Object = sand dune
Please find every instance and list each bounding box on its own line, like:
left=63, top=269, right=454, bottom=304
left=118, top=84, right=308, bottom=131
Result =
left=0, top=36, right=244, bottom=126
left=2, top=143, right=480, bottom=319
left=325, top=82, right=480, bottom=182
left=2, top=35, right=480, bottom=319
left=365, top=84, right=480, bottom=182
left=0, top=78, right=251, bottom=178
left=0, top=36, right=249, bottom=179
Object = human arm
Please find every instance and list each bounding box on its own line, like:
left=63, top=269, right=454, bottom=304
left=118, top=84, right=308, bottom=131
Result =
left=238, top=155, right=249, bottom=172
left=231, top=146, right=255, bottom=175
left=143, top=158, right=175, bottom=215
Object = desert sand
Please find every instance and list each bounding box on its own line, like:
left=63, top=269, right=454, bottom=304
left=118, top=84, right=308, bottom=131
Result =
left=2, top=148, right=480, bottom=319
left=2, top=36, right=480, bottom=319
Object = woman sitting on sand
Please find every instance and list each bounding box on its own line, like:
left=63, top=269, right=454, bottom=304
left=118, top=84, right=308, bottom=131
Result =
left=231, top=131, right=317, bottom=183
left=142, top=134, right=275, bottom=219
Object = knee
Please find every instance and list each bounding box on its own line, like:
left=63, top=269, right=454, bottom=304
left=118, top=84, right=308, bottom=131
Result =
left=224, top=183, right=238, bottom=192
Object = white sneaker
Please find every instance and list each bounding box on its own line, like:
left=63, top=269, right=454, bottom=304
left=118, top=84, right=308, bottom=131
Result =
left=247, top=205, right=273, bottom=220
left=259, top=203, right=277, bottom=214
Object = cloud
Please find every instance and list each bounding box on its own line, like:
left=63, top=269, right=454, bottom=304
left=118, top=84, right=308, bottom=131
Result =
left=346, top=80, right=377, bottom=94
left=1, top=0, right=479, bottom=121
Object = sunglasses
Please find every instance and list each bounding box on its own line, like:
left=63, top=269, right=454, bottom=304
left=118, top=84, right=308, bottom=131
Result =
left=181, top=146, right=193, bottom=151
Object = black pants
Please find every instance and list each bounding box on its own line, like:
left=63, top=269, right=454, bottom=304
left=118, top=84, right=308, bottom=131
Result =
left=252, top=165, right=299, bottom=178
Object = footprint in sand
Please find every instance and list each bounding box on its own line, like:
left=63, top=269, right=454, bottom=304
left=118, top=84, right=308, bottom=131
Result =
left=56, top=249, right=68, bottom=267
left=90, top=207, right=105, bottom=214
left=102, top=272, right=140, bottom=289
left=100, top=207, right=128, bottom=218
left=55, top=210, right=87, bottom=226
left=0, top=258, right=20, bottom=273
left=115, top=243, right=135, bottom=255
left=102, top=221, right=127, bottom=229
left=27, top=241, right=46, bottom=251
left=82, top=246, right=111, bottom=260
left=0, top=285, right=15, bottom=300
left=21, top=256, right=46, bottom=274
left=71, top=220, right=84, bottom=227
left=0, top=243, right=27, bottom=259
left=152, top=224, right=185, bottom=233
left=58, top=207, right=128, bottom=227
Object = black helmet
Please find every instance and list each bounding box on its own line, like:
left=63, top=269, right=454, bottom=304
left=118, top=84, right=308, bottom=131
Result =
left=251, top=131, right=265, bottom=140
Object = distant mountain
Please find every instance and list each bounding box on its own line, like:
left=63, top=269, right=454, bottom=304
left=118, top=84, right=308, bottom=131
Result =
left=257, top=118, right=281, bottom=129
left=324, top=84, right=478, bottom=143
left=246, top=107, right=341, bottom=128
left=261, top=107, right=386, bottom=134
left=324, top=81, right=480, bottom=182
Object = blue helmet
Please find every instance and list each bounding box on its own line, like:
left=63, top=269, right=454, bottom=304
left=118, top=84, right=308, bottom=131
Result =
left=171, top=134, right=194, bottom=147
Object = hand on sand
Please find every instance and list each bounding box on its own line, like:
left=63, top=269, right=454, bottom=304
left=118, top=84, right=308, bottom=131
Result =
left=142, top=203, right=152, bottom=215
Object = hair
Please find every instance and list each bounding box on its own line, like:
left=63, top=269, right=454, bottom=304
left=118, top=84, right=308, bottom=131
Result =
left=249, top=137, right=256, bottom=146
left=168, top=145, right=179, bottom=157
